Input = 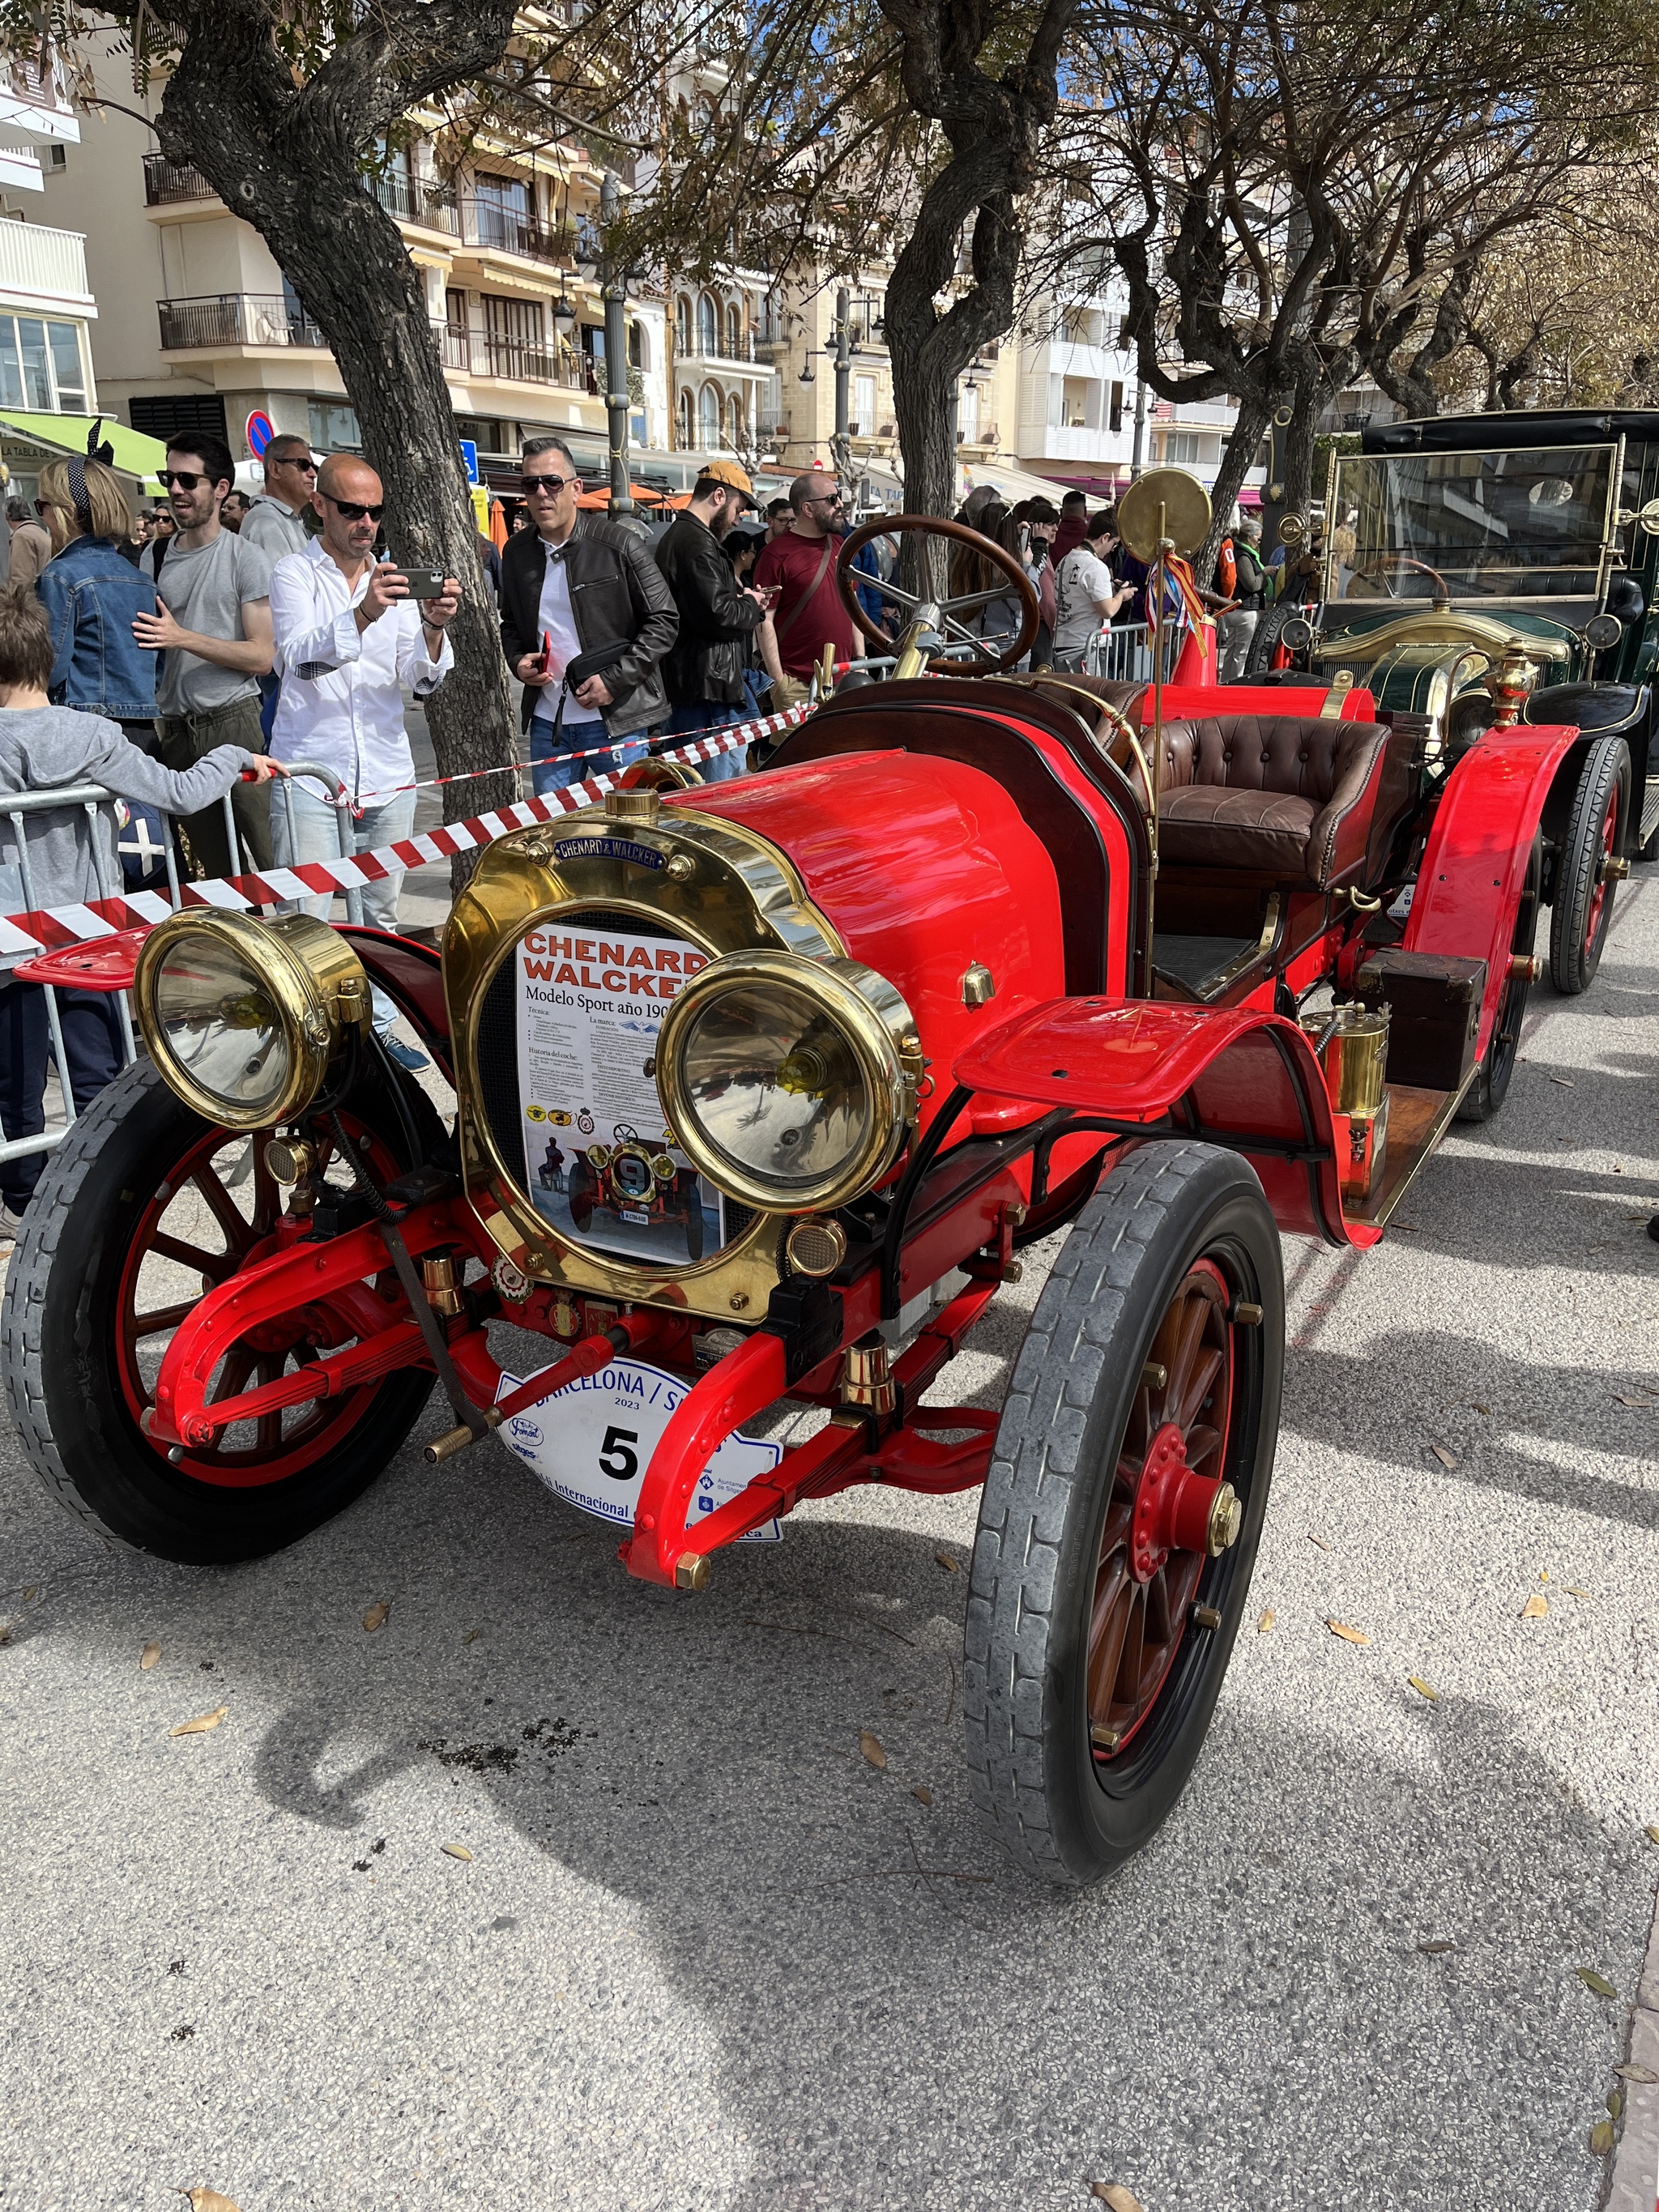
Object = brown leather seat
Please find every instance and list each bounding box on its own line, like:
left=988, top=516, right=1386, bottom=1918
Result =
left=1155, top=714, right=1413, bottom=889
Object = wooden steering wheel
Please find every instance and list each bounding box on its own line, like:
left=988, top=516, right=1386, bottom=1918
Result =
left=1346, top=554, right=1453, bottom=601
left=834, top=514, right=1040, bottom=676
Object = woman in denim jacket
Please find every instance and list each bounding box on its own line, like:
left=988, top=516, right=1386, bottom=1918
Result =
left=35, top=451, right=158, bottom=738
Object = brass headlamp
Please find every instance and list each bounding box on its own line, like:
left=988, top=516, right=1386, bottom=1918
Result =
left=655, top=946, right=920, bottom=1214
left=134, top=910, right=372, bottom=1131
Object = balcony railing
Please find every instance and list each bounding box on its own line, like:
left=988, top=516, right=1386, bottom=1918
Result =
left=0, top=218, right=89, bottom=301
left=143, top=153, right=215, bottom=206
left=157, top=293, right=326, bottom=352
left=370, top=169, right=458, bottom=233
left=439, top=323, right=592, bottom=390
left=679, top=335, right=761, bottom=367
left=453, top=198, right=582, bottom=266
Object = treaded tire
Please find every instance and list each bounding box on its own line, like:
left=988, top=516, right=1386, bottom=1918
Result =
left=1242, top=601, right=1303, bottom=676
left=963, top=1143, right=1284, bottom=1886
left=2, top=1058, right=441, bottom=1563
left=1549, top=735, right=1630, bottom=995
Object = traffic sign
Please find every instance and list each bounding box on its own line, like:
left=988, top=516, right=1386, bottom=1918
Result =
left=245, top=410, right=275, bottom=458
left=459, top=437, right=480, bottom=486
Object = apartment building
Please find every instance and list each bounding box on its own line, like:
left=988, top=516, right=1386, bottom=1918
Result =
left=0, top=48, right=101, bottom=506
left=43, top=52, right=670, bottom=491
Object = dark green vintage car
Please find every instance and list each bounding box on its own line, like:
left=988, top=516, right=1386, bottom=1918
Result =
left=1253, top=410, right=1659, bottom=991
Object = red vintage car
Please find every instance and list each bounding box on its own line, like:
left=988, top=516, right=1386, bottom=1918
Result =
left=0, top=513, right=1566, bottom=1885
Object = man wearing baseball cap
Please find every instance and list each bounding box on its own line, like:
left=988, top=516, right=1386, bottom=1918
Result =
left=652, top=459, right=769, bottom=780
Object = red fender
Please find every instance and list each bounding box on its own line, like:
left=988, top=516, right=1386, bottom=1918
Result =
left=953, top=999, right=1361, bottom=1246
left=1136, top=682, right=1377, bottom=722
left=1402, top=725, right=1577, bottom=1059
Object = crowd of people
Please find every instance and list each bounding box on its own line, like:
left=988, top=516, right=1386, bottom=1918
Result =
left=0, top=426, right=1311, bottom=1246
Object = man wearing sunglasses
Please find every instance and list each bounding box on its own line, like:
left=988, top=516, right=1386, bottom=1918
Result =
left=266, top=452, right=459, bottom=1070
left=752, top=471, right=859, bottom=710
left=498, top=434, right=677, bottom=793
left=240, top=434, right=318, bottom=563
left=132, top=432, right=276, bottom=878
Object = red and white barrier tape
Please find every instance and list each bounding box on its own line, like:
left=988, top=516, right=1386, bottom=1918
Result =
left=0, top=701, right=808, bottom=962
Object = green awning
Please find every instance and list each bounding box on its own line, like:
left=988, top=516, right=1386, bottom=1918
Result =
left=0, top=411, right=168, bottom=492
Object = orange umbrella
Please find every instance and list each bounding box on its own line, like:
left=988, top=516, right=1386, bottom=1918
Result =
left=574, top=479, right=675, bottom=509
left=488, top=496, right=508, bottom=551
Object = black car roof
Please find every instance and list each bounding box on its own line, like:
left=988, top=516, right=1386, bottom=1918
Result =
left=1363, top=409, right=1659, bottom=454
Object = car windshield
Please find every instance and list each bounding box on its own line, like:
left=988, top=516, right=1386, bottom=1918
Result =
left=1325, top=444, right=1618, bottom=602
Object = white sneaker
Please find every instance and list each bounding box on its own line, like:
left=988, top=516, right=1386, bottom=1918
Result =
left=0, top=1199, right=26, bottom=1248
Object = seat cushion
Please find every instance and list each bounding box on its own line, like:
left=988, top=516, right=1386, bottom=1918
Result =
left=1161, top=785, right=1320, bottom=876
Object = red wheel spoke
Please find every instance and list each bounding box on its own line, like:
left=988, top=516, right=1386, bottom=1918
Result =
left=1113, top=1588, right=1146, bottom=1710
left=1088, top=1572, right=1133, bottom=1717
left=1162, top=1289, right=1209, bottom=1409
left=1145, top=1568, right=1173, bottom=1647
left=1185, top=1421, right=1222, bottom=1469
left=191, top=1161, right=255, bottom=1254
left=130, top=1299, right=197, bottom=1340
left=151, top=1233, right=235, bottom=1280
left=1175, top=1344, right=1223, bottom=1434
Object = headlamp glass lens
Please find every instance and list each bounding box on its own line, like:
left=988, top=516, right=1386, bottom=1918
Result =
left=676, top=979, right=870, bottom=1190
left=151, top=932, right=292, bottom=1118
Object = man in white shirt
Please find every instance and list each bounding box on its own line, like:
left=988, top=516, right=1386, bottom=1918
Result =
left=1051, top=509, right=1133, bottom=671
left=267, top=453, right=458, bottom=1068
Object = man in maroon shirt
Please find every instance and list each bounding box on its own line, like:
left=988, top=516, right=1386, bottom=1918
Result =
left=1049, top=488, right=1090, bottom=567
left=753, top=472, right=858, bottom=705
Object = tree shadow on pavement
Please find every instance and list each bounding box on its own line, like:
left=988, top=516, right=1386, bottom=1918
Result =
left=10, top=1414, right=1643, bottom=2212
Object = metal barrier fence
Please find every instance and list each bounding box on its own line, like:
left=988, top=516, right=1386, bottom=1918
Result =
left=1085, top=620, right=1186, bottom=685
left=1, top=760, right=356, bottom=1177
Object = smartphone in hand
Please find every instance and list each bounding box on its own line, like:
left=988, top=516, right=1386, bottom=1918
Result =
left=533, top=629, right=553, bottom=679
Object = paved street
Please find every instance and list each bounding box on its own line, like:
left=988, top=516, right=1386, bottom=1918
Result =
left=2, top=876, right=1656, bottom=2212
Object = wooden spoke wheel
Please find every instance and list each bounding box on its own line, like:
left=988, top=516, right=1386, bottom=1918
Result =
left=964, top=1143, right=1284, bottom=1885
left=2, top=1057, right=443, bottom=1564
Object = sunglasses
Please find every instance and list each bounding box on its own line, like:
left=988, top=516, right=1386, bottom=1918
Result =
left=519, top=472, right=578, bottom=495
left=326, top=497, right=384, bottom=521
left=271, top=454, right=318, bottom=472
left=160, top=468, right=214, bottom=490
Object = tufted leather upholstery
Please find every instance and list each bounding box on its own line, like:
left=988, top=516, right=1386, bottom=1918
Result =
left=1156, top=714, right=1411, bottom=888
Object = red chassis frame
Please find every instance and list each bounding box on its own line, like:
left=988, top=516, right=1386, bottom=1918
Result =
left=19, top=719, right=1576, bottom=1592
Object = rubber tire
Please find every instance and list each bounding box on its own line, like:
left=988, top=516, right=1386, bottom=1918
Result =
left=1242, top=602, right=1303, bottom=676
left=1, top=1056, right=442, bottom=1564
left=1457, top=835, right=1541, bottom=1123
left=1549, top=735, right=1630, bottom=995
left=963, top=1142, right=1285, bottom=1886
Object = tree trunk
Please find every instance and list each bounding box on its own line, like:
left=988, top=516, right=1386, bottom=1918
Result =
left=157, top=41, right=518, bottom=891
left=1192, top=392, right=1273, bottom=586
left=1282, top=356, right=1328, bottom=523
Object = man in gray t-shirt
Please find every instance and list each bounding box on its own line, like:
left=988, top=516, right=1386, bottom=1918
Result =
left=134, top=435, right=275, bottom=876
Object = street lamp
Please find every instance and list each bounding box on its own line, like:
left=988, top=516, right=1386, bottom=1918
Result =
left=552, top=292, right=577, bottom=338
left=799, top=361, right=816, bottom=384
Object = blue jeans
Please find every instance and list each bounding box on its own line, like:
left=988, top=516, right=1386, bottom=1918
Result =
left=271, top=781, right=417, bottom=1034
left=0, top=980, right=123, bottom=1208
left=665, top=701, right=744, bottom=782
left=529, top=716, right=648, bottom=795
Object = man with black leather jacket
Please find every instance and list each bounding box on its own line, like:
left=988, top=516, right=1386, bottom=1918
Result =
left=500, top=435, right=678, bottom=793
left=653, top=459, right=767, bottom=782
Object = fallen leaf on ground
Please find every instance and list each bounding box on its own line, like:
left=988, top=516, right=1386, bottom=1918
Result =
left=1589, top=2120, right=1614, bottom=2155
left=1417, top=1939, right=1456, bottom=1954
left=362, top=1601, right=389, bottom=1633
left=462, top=1628, right=480, bottom=1644
left=1326, top=1619, right=1371, bottom=1646
left=1521, top=1593, right=1549, bottom=1620
left=139, top=1641, right=162, bottom=1671
left=1613, top=1393, right=1657, bottom=1408
left=911, top=1786, right=932, bottom=1806
left=168, top=1706, right=228, bottom=1737
left=21, top=1585, right=36, bottom=1603
left=1307, top=1532, right=1332, bottom=1552
left=440, top=1842, right=473, bottom=1862
left=1615, top=2064, right=1658, bottom=2083
left=1256, top=1608, right=1275, bottom=1633
left=179, top=2191, right=241, bottom=2210
left=934, top=1551, right=959, bottom=1574
left=1549, top=1075, right=1576, bottom=1087
left=1608, top=2089, right=1624, bottom=2120
left=1473, top=1403, right=1491, bottom=1414
left=1566, top=1586, right=1590, bottom=1599
left=1539, top=1569, right=1550, bottom=1582
left=859, top=1729, right=887, bottom=1771
left=1430, top=1443, right=1457, bottom=1470
left=1645, top=1824, right=1659, bottom=1847
left=1090, top=2187, right=1145, bottom=2211
left=1576, top=1967, right=1618, bottom=1999
left=1408, top=1675, right=1439, bottom=1702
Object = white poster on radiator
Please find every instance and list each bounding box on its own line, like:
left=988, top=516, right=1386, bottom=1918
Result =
left=512, top=919, right=727, bottom=1266
left=496, top=1356, right=783, bottom=1541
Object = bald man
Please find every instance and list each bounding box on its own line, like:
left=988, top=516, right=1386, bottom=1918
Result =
left=267, top=453, right=460, bottom=1070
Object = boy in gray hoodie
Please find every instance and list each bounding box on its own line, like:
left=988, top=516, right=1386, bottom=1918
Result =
left=0, top=582, right=288, bottom=1236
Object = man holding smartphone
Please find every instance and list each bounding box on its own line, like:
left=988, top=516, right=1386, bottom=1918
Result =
left=653, top=459, right=768, bottom=782
left=499, top=435, right=677, bottom=794
left=266, top=452, right=459, bottom=1070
